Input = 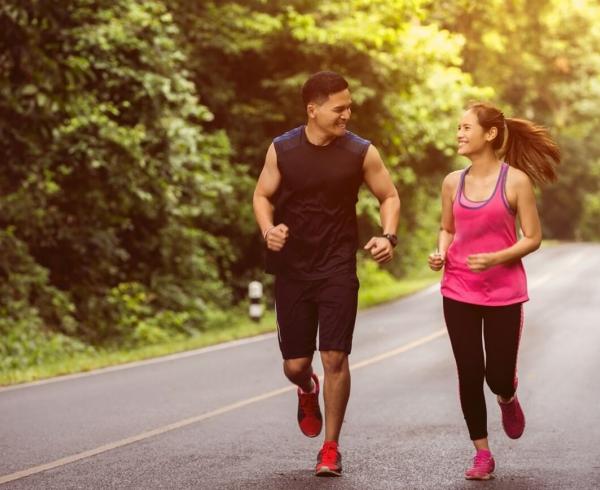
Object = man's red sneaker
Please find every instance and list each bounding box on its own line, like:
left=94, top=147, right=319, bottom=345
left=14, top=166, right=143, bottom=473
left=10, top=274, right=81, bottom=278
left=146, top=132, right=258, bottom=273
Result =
left=297, top=373, right=322, bottom=437
left=315, top=441, right=342, bottom=477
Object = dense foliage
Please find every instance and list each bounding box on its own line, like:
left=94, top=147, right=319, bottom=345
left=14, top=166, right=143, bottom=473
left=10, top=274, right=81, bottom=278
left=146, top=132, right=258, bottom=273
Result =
left=1, top=0, right=598, bottom=370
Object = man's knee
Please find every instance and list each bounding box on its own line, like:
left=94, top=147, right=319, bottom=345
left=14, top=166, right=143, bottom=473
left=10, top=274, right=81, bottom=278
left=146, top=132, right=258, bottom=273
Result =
left=283, top=357, right=312, bottom=380
left=320, top=350, right=348, bottom=374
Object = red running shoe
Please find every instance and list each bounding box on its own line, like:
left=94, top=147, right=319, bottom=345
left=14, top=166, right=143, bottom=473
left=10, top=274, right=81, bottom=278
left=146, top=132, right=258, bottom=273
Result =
left=498, top=395, right=526, bottom=439
left=315, top=441, right=342, bottom=477
left=297, top=373, right=322, bottom=438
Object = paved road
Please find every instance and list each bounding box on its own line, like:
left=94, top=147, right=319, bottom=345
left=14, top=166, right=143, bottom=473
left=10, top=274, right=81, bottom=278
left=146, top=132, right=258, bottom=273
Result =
left=1, top=243, right=599, bottom=489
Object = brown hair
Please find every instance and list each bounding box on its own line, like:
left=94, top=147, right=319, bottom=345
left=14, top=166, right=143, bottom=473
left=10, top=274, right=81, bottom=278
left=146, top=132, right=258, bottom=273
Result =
left=467, top=102, right=560, bottom=185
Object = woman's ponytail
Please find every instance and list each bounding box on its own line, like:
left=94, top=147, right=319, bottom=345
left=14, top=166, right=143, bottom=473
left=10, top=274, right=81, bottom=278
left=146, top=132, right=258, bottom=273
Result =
left=504, top=118, right=560, bottom=185
left=468, top=102, right=560, bottom=185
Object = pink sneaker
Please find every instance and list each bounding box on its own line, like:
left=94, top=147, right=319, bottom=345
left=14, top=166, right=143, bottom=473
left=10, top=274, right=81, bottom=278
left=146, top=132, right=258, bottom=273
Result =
left=498, top=395, right=525, bottom=439
left=465, top=449, right=495, bottom=480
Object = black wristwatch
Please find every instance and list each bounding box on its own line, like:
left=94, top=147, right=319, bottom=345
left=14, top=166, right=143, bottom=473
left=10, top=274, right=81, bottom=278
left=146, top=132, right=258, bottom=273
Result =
left=382, top=233, right=398, bottom=248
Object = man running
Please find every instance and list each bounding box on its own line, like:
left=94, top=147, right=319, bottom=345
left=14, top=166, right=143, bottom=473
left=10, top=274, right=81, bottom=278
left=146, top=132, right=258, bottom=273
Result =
left=253, top=71, right=400, bottom=477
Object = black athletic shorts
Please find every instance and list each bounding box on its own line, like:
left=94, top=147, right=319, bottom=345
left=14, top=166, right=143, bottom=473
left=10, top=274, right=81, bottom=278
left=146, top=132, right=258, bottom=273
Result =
left=274, top=271, right=359, bottom=360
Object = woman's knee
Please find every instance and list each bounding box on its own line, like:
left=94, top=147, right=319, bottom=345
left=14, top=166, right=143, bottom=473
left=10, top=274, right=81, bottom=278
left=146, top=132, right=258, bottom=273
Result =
left=455, top=362, right=484, bottom=386
left=485, top=372, right=515, bottom=397
left=457, top=370, right=485, bottom=396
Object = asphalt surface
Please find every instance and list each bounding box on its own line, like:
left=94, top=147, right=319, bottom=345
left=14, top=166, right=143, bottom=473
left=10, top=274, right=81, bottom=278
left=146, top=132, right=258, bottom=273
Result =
left=1, top=243, right=599, bottom=489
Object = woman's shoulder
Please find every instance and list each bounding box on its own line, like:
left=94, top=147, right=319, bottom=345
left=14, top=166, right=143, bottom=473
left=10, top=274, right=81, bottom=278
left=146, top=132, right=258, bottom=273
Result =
left=442, top=169, right=463, bottom=187
left=440, top=169, right=462, bottom=197
left=505, top=164, right=533, bottom=188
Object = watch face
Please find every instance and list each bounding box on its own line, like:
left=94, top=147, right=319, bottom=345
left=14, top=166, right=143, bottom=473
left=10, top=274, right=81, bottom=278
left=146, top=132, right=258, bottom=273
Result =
left=384, top=234, right=398, bottom=246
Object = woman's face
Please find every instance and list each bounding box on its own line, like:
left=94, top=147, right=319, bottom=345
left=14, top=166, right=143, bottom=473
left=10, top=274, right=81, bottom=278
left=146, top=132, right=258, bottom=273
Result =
left=457, top=109, right=493, bottom=156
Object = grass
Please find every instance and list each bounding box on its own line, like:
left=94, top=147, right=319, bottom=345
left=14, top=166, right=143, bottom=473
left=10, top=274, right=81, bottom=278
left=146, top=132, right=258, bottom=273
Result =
left=0, top=268, right=440, bottom=387
left=0, top=314, right=277, bottom=386
left=358, top=268, right=439, bottom=308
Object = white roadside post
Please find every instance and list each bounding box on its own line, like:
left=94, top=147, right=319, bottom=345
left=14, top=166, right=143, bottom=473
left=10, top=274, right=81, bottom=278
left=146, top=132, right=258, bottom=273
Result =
left=248, top=281, right=264, bottom=322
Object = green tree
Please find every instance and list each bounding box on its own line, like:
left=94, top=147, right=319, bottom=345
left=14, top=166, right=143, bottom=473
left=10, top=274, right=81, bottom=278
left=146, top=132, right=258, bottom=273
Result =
left=432, top=0, right=600, bottom=239
left=171, top=0, right=486, bottom=274
left=0, top=0, right=237, bottom=352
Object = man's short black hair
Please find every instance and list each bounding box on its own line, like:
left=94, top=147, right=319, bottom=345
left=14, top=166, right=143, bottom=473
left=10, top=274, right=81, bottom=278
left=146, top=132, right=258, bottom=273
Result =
left=302, top=71, right=349, bottom=106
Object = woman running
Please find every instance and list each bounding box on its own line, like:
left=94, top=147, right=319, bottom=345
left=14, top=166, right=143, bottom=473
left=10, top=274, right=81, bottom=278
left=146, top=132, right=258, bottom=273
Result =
left=429, top=102, right=560, bottom=480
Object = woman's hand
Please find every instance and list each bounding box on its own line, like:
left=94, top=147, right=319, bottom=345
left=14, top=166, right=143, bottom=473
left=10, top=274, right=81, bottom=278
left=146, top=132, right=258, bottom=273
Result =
left=466, top=253, right=498, bottom=272
left=428, top=251, right=445, bottom=271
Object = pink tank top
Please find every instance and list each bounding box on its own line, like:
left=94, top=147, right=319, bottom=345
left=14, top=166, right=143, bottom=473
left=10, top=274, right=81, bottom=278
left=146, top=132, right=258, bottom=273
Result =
left=441, top=163, right=528, bottom=306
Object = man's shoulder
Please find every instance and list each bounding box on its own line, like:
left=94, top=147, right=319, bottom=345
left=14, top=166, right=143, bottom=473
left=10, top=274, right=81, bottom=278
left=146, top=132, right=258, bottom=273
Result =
left=273, top=126, right=303, bottom=153
left=338, top=130, right=371, bottom=156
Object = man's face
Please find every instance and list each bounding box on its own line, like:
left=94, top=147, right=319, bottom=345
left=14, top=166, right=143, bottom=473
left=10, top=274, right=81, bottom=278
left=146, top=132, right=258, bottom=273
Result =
left=309, top=88, right=352, bottom=137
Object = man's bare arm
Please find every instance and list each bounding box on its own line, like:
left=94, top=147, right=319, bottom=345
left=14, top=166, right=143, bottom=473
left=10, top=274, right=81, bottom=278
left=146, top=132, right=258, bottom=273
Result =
left=363, top=145, right=401, bottom=234
left=362, top=145, right=401, bottom=263
left=252, top=143, right=288, bottom=251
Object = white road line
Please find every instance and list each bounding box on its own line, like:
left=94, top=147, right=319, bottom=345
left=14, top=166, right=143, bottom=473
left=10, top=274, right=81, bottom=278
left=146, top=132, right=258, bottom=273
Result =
left=528, top=247, right=587, bottom=291
left=418, top=283, right=441, bottom=296
left=0, top=328, right=446, bottom=485
left=351, top=329, right=446, bottom=370
left=0, top=385, right=293, bottom=486
left=0, top=332, right=276, bottom=393
left=566, top=249, right=587, bottom=267
left=529, top=273, right=553, bottom=290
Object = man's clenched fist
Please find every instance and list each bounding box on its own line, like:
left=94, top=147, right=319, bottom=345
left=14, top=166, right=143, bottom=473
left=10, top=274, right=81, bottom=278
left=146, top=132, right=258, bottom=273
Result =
left=264, top=224, right=289, bottom=252
left=364, top=236, right=393, bottom=264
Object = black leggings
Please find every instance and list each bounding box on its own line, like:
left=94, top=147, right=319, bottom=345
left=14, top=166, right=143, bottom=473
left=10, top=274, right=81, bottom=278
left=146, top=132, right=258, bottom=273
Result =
left=443, top=297, right=523, bottom=440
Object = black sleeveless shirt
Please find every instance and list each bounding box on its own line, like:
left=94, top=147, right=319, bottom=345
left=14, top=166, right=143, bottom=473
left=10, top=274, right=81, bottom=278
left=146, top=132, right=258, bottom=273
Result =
left=266, top=126, right=370, bottom=279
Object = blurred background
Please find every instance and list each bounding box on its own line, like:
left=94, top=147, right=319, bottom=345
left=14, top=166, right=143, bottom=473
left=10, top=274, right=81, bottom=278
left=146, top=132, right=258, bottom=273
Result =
left=1, top=0, right=598, bottom=382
